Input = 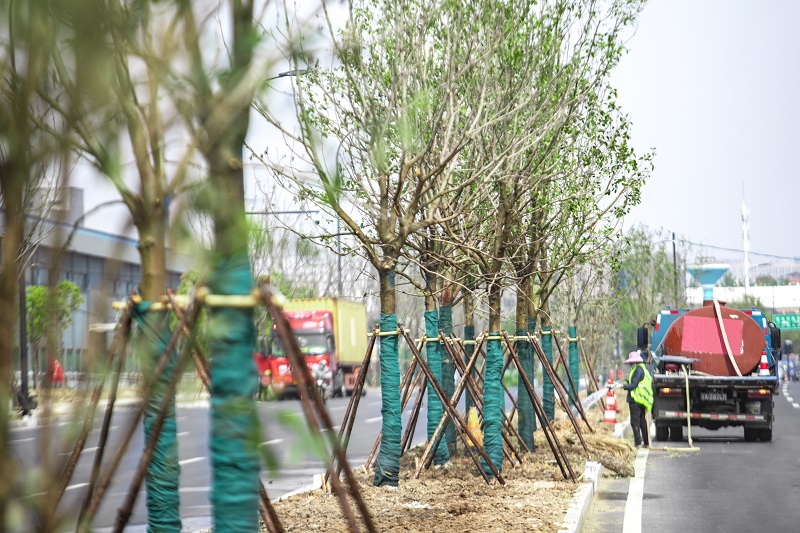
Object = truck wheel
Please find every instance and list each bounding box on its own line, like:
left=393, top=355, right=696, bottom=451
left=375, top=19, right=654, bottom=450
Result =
left=759, top=427, right=773, bottom=442
left=655, top=424, right=669, bottom=442
left=744, top=427, right=758, bottom=442
left=669, top=426, right=682, bottom=442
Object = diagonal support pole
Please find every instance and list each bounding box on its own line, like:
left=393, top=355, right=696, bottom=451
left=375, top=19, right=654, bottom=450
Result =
left=530, top=334, right=589, bottom=453
left=406, top=329, right=504, bottom=485
left=503, top=332, right=575, bottom=482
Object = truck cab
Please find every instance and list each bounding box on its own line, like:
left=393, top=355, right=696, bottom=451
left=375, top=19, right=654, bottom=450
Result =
left=267, top=310, right=341, bottom=398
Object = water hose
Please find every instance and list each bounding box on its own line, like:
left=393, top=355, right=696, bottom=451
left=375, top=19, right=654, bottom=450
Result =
left=648, top=364, right=700, bottom=452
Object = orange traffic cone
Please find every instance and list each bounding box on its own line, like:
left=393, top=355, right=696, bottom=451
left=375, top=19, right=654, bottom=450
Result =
left=604, top=378, right=617, bottom=424
left=758, top=351, right=770, bottom=376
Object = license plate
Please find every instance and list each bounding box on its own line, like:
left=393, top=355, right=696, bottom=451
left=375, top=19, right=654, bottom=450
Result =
left=700, top=392, right=726, bottom=402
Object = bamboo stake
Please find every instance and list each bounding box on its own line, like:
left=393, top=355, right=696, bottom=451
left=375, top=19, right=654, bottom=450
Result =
left=405, top=329, right=504, bottom=485
left=421, top=337, right=492, bottom=471
left=76, top=308, right=133, bottom=526
left=364, top=340, right=423, bottom=469
left=552, top=333, right=593, bottom=432
left=325, top=329, right=378, bottom=485
left=579, top=338, right=605, bottom=411
left=503, top=333, right=575, bottom=482
left=262, top=288, right=374, bottom=533
left=444, top=337, right=523, bottom=463
left=529, top=335, right=589, bottom=452
left=402, top=378, right=427, bottom=453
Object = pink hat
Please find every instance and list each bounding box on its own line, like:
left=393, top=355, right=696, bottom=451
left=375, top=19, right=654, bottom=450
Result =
left=624, top=351, right=643, bottom=364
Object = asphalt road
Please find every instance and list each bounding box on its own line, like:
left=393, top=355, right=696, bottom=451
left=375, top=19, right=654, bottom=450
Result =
left=8, top=389, right=431, bottom=531
left=9, top=383, right=533, bottom=531
left=586, top=378, right=800, bottom=533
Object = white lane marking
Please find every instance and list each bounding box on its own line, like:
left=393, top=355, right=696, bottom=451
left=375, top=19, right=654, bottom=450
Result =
left=90, top=426, right=119, bottom=433
left=65, top=483, right=89, bottom=492
left=179, top=486, right=210, bottom=493
left=81, top=447, right=98, bottom=454
left=622, top=448, right=649, bottom=533
left=177, top=431, right=190, bottom=437
left=11, top=437, right=35, bottom=443
left=793, top=403, right=799, bottom=409
left=259, top=439, right=283, bottom=447
left=179, top=456, right=204, bottom=466
left=365, top=417, right=382, bottom=423
left=787, top=397, right=793, bottom=403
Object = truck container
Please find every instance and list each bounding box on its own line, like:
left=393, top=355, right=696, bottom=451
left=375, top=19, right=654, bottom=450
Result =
left=645, top=265, right=782, bottom=442
left=264, top=298, right=368, bottom=398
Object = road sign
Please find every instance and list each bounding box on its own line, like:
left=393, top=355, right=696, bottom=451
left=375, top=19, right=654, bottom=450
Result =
left=773, top=313, right=800, bottom=330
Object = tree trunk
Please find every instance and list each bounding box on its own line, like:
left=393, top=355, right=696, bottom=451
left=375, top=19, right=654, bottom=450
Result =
left=374, top=265, right=403, bottom=486
left=438, top=285, right=456, bottom=453
left=482, top=279, right=503, bottom=478
left=0, top=173, right=24, bottom=528
left=424, top=272, right=449, bottom=464
left=133, top=202, right=181, bottom=532
left=539, top=297, right=555, bottom=421
left=463, top=286, right=476, bottom=413
left=515, top=277, right=535, bottom=451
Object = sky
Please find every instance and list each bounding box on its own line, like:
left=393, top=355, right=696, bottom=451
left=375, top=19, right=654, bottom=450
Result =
left=71, top=1, right=800, bottom=264
left=614, top=0, right=800, bottom=262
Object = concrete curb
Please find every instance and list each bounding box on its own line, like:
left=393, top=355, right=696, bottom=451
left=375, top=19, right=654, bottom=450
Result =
left=558, top=461, right=604, bottom=533
left=558, top=415, right=632, bottom=533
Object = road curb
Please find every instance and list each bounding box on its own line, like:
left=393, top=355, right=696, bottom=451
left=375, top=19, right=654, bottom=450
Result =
left=558, top=415, right=631, bottom=533
left=559, top=462, right=603, bottom=533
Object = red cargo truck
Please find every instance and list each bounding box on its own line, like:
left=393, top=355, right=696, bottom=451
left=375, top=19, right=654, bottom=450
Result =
left=260, top=298, right=368, bottom=399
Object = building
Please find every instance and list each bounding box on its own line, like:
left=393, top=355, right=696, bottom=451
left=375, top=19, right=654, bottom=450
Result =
left=2, top=187, right=190, bottom=373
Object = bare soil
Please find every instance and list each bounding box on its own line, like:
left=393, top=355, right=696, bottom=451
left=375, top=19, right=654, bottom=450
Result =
left=268, top=390, right=635, bottom=532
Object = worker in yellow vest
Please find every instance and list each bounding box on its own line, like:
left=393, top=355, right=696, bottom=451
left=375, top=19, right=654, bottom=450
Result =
left=623, top=350, right=653, bottom=448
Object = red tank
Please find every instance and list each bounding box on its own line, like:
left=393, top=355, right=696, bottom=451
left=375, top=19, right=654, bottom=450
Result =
left=661, top=302, right=767, bottom=376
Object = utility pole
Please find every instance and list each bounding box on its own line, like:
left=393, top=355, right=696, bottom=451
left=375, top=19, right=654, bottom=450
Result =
left=337, top=217, right=342, bottom=297
left=18, top=271, right=29, bottom=403
left=672, top=232, right=678, bottom=307
left=742, top=198, right=750, bottom=294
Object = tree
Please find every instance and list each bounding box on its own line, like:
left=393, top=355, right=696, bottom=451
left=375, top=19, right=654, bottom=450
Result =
left=615, top=226, right=691, bottom=355
left=755, top=274, right=778, bottom=286
left=0, top=2, right=113, bottom=528
left=25, top=281, right=83, bottom=388
left=270, top=0, right=513, bottom=486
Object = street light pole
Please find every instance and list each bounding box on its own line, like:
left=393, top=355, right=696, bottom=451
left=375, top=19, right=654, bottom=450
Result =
left=18, top=269, right=29, bottom=402
left=337, top=217, right=342, bottom=297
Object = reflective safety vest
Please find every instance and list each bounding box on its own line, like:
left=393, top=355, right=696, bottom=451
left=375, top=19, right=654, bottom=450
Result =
left=629, top=363, right=653, bottom=412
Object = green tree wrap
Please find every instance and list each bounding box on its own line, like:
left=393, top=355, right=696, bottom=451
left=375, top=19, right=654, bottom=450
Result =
left=438, top=304, right=456, bottom=450
left=481, top=335, right=503, bottom=478
left=374, top=313, right=401, bottom=486
left=527, top=318, right=537, bottom=433
left=208, top=252, right=260, bottom=531
left=131, top=303, right=181, bottom=533
left=463, top=325, right=476, bottom=413
left=568, top=326, right=580, bottom=408
left=424, top=310, right=449, bottom=465
left=541, top=326, right=555, bottom=421
left=515, top=327, right=535, bottom=451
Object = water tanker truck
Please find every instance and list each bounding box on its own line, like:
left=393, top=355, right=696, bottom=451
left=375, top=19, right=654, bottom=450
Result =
left=642, top=264, right=782, bottom=442
left=260, top=298, right=368, bottom=399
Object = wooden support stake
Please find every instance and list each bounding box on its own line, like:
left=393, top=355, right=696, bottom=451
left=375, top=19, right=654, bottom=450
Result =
left=405, top=329, right=504, bottom=485
left=262, top=288, right=374, bottom=533
left=503, top=333, right=576, bottom=482
left=445, top=336, right=524, bottom=462
left=529, top=334, right=589, bottom=453
left=552, top=333, right=594, bottom=433
left=579, top=338, right=605, bottom=411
